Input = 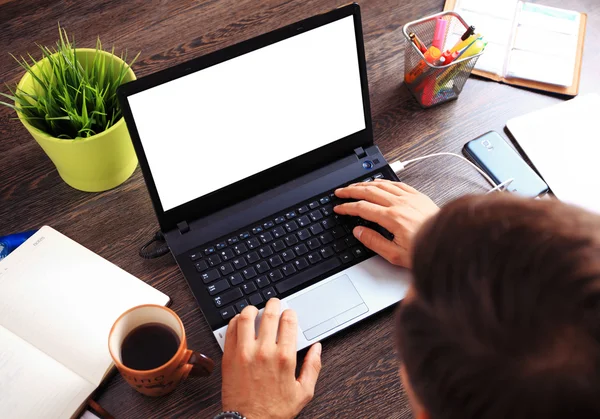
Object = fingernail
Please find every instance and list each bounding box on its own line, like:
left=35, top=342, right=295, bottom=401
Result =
left=315, top=342, right=322, bottom=355
left=354, top=226, right=363, bottom=240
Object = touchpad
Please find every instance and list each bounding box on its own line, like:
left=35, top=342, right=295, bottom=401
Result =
left=287, top=275, right=368, bottom=341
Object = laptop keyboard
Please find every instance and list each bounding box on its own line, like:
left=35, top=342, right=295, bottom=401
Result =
left=186, top=171, right=395, bottom=328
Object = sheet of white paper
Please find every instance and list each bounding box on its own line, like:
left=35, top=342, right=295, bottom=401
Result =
left=0, top=227, right=170, bottom=386
left=456, top=0, right=519, bottom=20
left=0, top=325, right=94, bottom=419
left=506, top=94, right=600, bottom=214
left=518, top=3, right=580, bottom=35
left=506, top=49, right=575, bottom=86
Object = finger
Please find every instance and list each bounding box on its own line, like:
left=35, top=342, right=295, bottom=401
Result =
left=374, top=179, right=419, bottom=194
left=237, top=305, right=259, bottom=347
left=223, top=314, right=239, bottom=355
left=297, top=342, right=322, bottom=399
left=334, top=185, right=397, bottom=207
left=354, top=226, right=410, bottom=267
left=258, top=298, right=281, bottom=343
left=366, top=180, right=409, bottom=197
left=334, top=201, right=395, bottom=232
left=277, top=309, right=298, bottom=356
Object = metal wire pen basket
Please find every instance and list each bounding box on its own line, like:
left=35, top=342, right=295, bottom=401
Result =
left=403, top=11, right=483, bottom=108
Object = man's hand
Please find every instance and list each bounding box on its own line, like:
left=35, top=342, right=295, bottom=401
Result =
left=334, top=179, right=439, bottom=268
left=221, top=298, right=322, bottom=419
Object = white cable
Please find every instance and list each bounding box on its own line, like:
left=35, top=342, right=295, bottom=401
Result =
left=390, top=152, right=499, bottom=191
left=487, top=178, right=514, bottom=194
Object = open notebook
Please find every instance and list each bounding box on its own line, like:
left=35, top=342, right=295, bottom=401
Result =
left=0, top=226, right=170, bottom=419
left=444, top=0, right=587, bottom=95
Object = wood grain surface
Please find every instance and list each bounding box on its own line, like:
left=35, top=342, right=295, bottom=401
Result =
left=1, top=0, right=599, bottom=418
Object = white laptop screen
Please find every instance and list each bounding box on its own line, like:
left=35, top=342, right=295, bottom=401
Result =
left=127, top=16, right=365, bottom=212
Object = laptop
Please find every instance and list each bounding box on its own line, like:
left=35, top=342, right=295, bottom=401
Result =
left=118, top=3, right=410, bottom=351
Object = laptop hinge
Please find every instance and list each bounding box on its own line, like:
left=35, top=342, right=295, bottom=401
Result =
left=177, top=221, right=190, bottom=234
left=354, top=147, right=367, bottom=159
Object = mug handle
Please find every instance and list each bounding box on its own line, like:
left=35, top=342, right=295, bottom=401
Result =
left=185, top=349, right=215, bottom=377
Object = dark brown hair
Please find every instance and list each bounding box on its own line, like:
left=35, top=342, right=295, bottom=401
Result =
left=396, top=194, right=600, bottom=419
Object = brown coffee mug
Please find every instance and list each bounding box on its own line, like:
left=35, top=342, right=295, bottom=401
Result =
left=108, top=304, right=214, bottom=396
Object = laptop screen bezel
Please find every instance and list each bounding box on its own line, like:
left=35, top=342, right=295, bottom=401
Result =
left=118, top=3, right=372, bottom=232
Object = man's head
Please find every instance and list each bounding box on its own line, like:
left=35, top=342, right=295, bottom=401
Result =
left=396, top=194, right=600, bottom=419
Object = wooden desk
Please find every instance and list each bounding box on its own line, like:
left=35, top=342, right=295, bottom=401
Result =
left=1, top=0, right=598, bottom=417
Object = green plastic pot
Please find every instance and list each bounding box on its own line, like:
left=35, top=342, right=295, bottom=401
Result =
left=15, top=48, right=138, bottom=192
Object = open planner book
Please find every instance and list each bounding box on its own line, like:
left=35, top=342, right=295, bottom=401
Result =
left=0, top=226, right=170, bottom=419
left=444, top=0, right=587, bottom=95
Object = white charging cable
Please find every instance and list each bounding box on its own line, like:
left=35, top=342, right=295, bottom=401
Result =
left=389, top=152, right=514, bottom=193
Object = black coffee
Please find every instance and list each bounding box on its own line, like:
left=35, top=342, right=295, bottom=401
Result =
left=121, top=323, right=180, bottom=371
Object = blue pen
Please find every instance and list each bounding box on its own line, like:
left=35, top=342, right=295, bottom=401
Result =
left=0, top=230, right=37, bottom=260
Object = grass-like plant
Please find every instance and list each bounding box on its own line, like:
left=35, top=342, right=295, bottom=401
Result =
left=0, top=26, right=139, bottom=139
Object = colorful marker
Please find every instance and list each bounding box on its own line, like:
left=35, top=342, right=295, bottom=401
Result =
left=432, top=18, right=448, bottom=50
left=409, top=32, right=428, bottom=54
left=405, top=46, right=442, bottom=84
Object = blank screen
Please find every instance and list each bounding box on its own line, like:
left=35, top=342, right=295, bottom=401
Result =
left=128, top=16, right=365, bottom=211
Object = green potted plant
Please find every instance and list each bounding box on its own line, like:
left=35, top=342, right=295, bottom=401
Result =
left=0, top=27, right=139, bottom=192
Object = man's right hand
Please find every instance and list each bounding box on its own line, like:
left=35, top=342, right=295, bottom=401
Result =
left=334, top=179, right=439, bottom=268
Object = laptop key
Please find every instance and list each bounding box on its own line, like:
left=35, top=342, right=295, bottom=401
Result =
left=319, top=196, right=331, bottom=205
left=235, top=299, right=249, bottom=312
left=252, top=226, right=263, bottom=234
left=228, top=272, right=244, bottom=286
left=227, top=236, right=239, bottom=245
left=285, top=234, right=298, bottom=246
left=201, top=269, right=220, bottom=284
left=246, top=251, right=260, bottom=264
left=272, top=226, right=286, bottom=238
left=242, top=267, right=257, bottom=279
left=242, top=282, right=257, bottom=294
left=297, top=215, right=311, bottom=227
left=220, top=306, right=236, bottom=320
left=276, top=257, right=341, bottom=294
left=263, top=220, right=275, bottom=229
left=208, top=254, right=222, bottom=266
left=272, top=240, right=286, bottom=252
left=321, top=218, right=336, bottom=230
left=208, top=278, right=230, bottom=295
left=246, top=237, right=260, bottom=249
left=275, top=216, right=286, bottom=224
left=319, top=232, right=334, bottom=244
left=307, top=238, right=321, bottom=250
left=259, top=246, right=273, bottom=258
left=285, top=211, right=297, bottom=219
left=256, top=276, right=270, bottom=288
left=284, top=221, right=299, bottom=232
left=333, top=240, right=347, bottom=253
left=214, top=287, right=243, bottom=307
left=373, top=173, right=384, bottom=179
left=331, top=226, right=346, bottom=239
left=297, top=229, right=311, bottom=241
left=320, top=246, right=334, bottom=259
left=216, top=242, right=226, bottom=250
left=269, top=269, right=283, bottom=282
left=263, top=287, right=277, bottom=300
left=255, top=261, right=270, bottom=274
left=233, top=243, right=248, bottom=255
left=294, top=243, right=308, bottom=256
left=249, top=292, right=264, bottom=306
left=190, top=252, right=202, bottom=261
left=219, top=263, right=234, bottom=275
left=259, top=232, right=273, bottom=243
left=294, top=257, right=309, bottom=270
left=340, top=252, right=354, bottom=264
left=204, top=247, right=215, bottom=255
left=309, top=201, right=320, bottom=209
left=297, top=205, right=309, bottom=214
left=281, top=263, right=297, bottom=276
left=345, top=236, right=359, bottom=246
left=307, top=252, right=322, bottom=264
left=321, top=204, right=334, bottom=216
left=268, top=255, right=283, bottom=267
left=282, top=250, right=295, bottom=262
left=310, top=223, right=324, bottom=235
left=352, top=246, right=367, bottom=258
left=195, top=260, right=209, bottom=272
left=239, top=232, right=251, bottom=240
left=309, top=210, right=323, bottom=221
left=220, top=248, right=235, bottom=261
left=232, top=257, right=247, bottom=270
